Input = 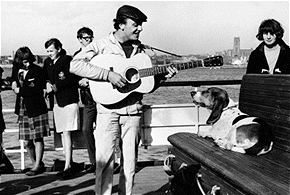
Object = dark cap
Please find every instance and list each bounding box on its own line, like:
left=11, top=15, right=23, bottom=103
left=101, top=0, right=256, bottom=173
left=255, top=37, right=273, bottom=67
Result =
left=116, top=5, right=147, bottom=23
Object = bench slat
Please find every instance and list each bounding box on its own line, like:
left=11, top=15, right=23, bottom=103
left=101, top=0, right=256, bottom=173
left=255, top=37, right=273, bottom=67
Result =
left=240, top=102, right=290, bottom=121
left=241, top=83, right=290, bottom=93
left=240, top=92, right=290, bottom=109
left=241, top=74, right=290, bottom=85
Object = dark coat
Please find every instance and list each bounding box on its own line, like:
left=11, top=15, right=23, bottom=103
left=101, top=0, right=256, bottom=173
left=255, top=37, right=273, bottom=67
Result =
left=16, top=64, right=48, bottom=117
left=246, top=40, right=290, bottom=74
left=0, top=66, right=5, bottom=132
left=0, top=97, right=5, bottom=132
left=43, top=54, right=80, bottom=107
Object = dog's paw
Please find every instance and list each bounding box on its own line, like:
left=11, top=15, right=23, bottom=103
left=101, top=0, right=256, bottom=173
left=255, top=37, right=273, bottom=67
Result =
left=198, top=130, right=208, bottom=138
left=214, top=139, right=228, bottom=148
left=231, top=147, right=245, bottom=154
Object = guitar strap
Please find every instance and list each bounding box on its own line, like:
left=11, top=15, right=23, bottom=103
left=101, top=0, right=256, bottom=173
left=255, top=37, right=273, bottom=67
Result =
left=144, top=45, right=183, bottom=58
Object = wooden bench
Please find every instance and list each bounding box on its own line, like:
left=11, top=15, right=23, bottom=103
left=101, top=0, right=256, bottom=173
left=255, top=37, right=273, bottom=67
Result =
left=168, top=74, right=290, bottom=195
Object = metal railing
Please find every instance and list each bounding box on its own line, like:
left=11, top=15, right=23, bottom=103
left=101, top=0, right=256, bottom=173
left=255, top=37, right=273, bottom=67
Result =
left=161, top=80, right=242, bottom=87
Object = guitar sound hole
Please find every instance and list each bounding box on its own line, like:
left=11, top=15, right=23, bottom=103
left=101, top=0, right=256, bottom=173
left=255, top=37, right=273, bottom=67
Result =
left=125, top=67, right=139, bottom=83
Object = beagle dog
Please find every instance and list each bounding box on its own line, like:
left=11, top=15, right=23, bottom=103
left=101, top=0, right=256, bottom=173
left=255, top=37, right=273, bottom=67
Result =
left=190, top=87, right=273, bottom=155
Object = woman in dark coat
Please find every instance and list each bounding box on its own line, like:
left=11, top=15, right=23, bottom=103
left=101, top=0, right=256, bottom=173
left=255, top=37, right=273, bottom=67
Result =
left=11, top=47, right=50, bottom=176
left=246, top=19, right=290, bottom=74
left=44, top=38, right=80, bottom=179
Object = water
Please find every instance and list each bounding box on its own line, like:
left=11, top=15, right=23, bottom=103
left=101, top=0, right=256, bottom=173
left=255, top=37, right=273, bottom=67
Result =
left=143, top=66, right=246, bottom=104
left=1, top=65, right=246, bottom=169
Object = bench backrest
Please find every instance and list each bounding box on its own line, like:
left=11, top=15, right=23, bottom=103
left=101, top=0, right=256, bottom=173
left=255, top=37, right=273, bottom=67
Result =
left=239, top=74, right=290, bottom=152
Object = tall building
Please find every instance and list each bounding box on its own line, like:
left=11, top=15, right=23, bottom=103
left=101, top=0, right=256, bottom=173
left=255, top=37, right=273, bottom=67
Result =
left=233, top=37, right=241, bottom=58
left=217, top=37, right=253, bottom=64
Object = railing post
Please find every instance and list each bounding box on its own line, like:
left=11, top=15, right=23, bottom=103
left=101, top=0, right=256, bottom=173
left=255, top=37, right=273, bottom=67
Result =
left=19, top=140, right=25, bottom=170
left=193, top=87, right=200, bottom=134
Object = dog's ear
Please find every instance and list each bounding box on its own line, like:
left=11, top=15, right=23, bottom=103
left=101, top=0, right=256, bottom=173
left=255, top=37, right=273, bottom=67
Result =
left=206, top=97, right=225, bottom=125
left=206, top=88, right=229, bottom=125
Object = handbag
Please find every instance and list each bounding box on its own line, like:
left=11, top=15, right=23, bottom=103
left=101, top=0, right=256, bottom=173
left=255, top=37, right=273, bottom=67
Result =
left=170, top=163, right=204, bottom=195
left=163, top=154, right=211, bottom=195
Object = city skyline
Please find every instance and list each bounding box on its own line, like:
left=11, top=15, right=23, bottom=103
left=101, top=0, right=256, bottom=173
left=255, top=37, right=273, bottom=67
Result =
left=1, top=1, right=289, bottom=56
left=0, top=36, right=254, bottom=59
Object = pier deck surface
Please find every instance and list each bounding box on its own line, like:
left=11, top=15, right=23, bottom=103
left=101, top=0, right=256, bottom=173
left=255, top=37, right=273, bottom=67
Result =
left=0, top=164, right=170, bottom=195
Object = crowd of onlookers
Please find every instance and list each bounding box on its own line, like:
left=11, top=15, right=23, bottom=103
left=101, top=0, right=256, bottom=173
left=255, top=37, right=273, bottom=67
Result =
left=0, top=27, right=99, bottom=179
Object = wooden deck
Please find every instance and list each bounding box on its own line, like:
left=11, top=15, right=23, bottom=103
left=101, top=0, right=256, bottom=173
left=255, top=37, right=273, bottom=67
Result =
left=0, top=164, right=170, bottom=195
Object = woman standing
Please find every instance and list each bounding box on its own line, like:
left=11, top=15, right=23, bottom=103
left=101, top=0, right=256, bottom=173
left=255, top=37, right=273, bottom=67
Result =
left=11, top=47, right=50, bottom=176
left=246, top=19, right=290, bottom=74
left=44, top=38, right=80, bottom=179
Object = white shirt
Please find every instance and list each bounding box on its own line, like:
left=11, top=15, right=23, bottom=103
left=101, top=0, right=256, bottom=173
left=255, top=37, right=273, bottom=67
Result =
left=264, top=44, right=280, bottom=74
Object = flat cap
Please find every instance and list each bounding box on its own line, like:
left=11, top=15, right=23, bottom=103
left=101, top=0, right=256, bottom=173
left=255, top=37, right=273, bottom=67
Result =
left=116, top=5, right=147, bottom=22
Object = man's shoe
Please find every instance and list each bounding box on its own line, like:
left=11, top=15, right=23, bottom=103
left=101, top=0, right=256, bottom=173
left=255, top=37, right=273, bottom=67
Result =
left=85, top=163, right=96, bottom=174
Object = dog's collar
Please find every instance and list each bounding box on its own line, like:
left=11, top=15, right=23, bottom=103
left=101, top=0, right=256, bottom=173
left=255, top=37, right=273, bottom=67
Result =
left=223, top=98, right=238, bottom=111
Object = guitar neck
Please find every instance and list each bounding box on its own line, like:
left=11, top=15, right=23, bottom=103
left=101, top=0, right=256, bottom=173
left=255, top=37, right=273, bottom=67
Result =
left=139, top=60, right=202, bottom=77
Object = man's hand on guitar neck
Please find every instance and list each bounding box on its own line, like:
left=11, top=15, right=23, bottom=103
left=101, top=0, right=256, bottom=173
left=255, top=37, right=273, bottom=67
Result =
left=165, top=66, right=178, bottom=79
left=107, top=71, right=127, bottom=88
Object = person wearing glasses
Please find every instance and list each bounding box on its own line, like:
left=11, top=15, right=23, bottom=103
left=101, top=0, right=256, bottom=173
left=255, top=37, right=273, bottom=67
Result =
left=11, top=46, right=50, bottom=176
left=70, top=5, right=178, bottom=195
left=74, top=27, right=97, bottom=174
left=74, top=27, right=94, bottom=57
left=246, top=19, right=290, bottom=74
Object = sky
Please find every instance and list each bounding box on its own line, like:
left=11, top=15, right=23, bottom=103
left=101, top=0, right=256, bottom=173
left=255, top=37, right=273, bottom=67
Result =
left=1, top=1, right=289, bottom=56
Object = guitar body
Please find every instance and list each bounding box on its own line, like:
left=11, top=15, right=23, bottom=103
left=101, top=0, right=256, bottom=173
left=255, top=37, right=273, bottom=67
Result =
left=88, top=53, right=223, bottom=105
left=89, top=53, right=155, bottom=105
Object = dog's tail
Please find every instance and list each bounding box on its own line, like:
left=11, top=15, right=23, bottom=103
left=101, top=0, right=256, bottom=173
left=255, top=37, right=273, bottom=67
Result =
left=245, top=118, right=274, bottom=155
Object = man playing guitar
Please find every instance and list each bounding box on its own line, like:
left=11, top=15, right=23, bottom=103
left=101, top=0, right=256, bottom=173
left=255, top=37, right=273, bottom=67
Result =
left=70, top=5, right=178, bottom=195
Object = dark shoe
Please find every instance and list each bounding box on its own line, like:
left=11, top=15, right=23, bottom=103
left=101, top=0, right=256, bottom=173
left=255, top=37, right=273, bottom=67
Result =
left=85, top=163, right=96, bottom=174
left=57, top=168, right=74, bottom=179
left=26, top=164, right=45, bottom=176
left=62, top=168, right=74, bottom=179
left=0, top=164, right=14, bottom=174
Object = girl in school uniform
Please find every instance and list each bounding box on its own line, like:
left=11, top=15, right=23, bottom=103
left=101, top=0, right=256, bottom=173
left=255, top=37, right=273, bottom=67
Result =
left=11, top=46, right=50, bottom=176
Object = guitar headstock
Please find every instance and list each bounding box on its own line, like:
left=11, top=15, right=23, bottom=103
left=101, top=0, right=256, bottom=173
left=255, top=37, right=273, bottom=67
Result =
left=203, top=55, right=223, bottom=67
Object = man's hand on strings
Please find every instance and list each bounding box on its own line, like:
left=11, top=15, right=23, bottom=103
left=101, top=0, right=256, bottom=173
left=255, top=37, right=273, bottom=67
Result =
left=108, top=71, right=127, bottom=88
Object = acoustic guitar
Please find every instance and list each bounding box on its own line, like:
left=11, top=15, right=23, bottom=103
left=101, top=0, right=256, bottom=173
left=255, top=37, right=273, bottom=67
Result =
left=89, top=53, right=223, bottom=105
